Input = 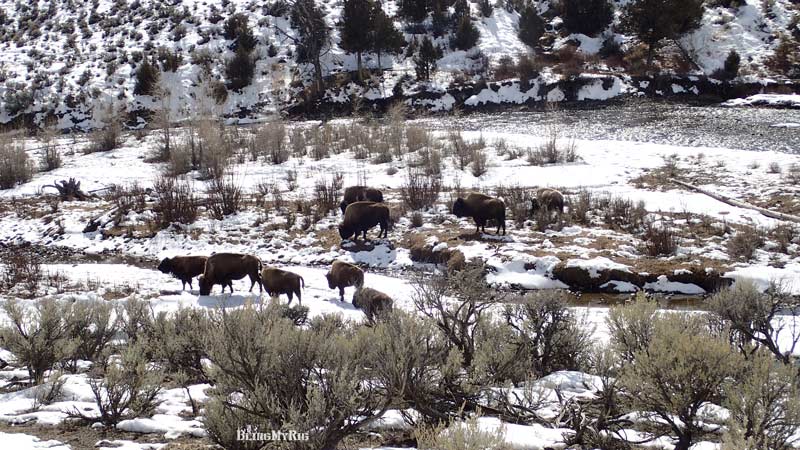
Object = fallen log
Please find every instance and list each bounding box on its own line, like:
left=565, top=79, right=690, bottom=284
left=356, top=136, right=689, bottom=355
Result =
left=669, top=178, right=800, bottom=223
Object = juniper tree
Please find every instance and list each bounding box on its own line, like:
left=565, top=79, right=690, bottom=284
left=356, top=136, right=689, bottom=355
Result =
left=340, top=0, right=373, bottom=80
left=518, top=5, right=545, bottom=48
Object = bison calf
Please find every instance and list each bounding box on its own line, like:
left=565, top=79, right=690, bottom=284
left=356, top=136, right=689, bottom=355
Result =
left=261, top=267, right=305, bottom=305
left=452, top=192, right=506, bottom=235
left=325, top=261, right=364, bottom=302
left=198, top=253, right=262, bottom=296
left=353, top=287, right=393, bottom=324
left=530, top=188, right=565, bottom=214
left=340, top=186, right=384, bottom=215
left=338, top=201, right=390, bottom=242
left=157, top=256, right=208, bottom=290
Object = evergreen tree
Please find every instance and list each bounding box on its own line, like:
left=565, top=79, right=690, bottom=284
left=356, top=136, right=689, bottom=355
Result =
left=560, top=0, right=613, bottom=36
left=290, top=0, right=331, bottom=93
left=518, top=5, right=545, bottom=48
left=133, top=57, right=159, bottom=96
left=225, top=46, right=255, bottom=91
left=223, top=12, right=257, bottom=52
left=340, top=0, right=374, bottom=80
left=399, top=0, right=429, bottom=22
left=415, top=37, right=441, bottom=80
left=371, top=5, right=405, bottom=70
left=431, top=2, right=448, bottom=37
left=620, top=0, right=705, bottom=70
left=452, top=15, right=480, bottom=51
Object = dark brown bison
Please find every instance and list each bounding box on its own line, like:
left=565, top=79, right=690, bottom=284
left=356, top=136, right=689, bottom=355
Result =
left=452, top=192, right=506, bottom=235
left=198, top=253, right=262, bottom=296
left=530, top=188, right=565, bottom=214
left=338, top=201, right=390, bottom=241
left=340, top=186, right=384, bottom=215
left=353, top=287, right=394, bottom=323
left=325, top=261, right=364, bottom=302
left=261, top=267, right=305, bottom=305
left=157, top=256, right=208, bottom=290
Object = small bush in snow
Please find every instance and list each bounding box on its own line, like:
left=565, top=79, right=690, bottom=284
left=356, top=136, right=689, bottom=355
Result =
left=785, top=163, right=800, bottom=184
left=0, top=137, right=33, bottom=189
left=149, top=308, right=209, bottom=383
left=708, top=282, right=800, bottom=365
left=415, top=413, right=508, bottom=450
left=606, top=292, right=658, bottom=363
left=619, top=312, right=740, bottom=450
left=38, top=131, right=62, bottom=172
left=153, top=176, right=198, bottom=226
left=75, top=343, right=163, bottom=426
left=313, top=172, right=344, bottom=215
left=569, top=189, right=593, bottom=225
left=712, top=49, right=741, bottom=81
left=0, top=298, right=73, bottom=384
left=767, top=161, right=782, bottom=174
left=64, top=300, right=118, bottom=372
left=86, top=119, right=123, bottom=154
left=249, top=122, right=287, bottom=164
left=1, top=251, right=43, bottom=297
left=642, top=219, right=678, bottom=256
left=401, top=169, right=441, bottom=210
left=206, top=173, right=244, bottom=219
left=726, top=225, right=765, bottom=261
left=406, top=126, right=432, bottom=152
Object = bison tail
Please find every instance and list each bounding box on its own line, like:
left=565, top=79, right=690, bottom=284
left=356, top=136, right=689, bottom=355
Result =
left=300, top=276, right=305, bottom=289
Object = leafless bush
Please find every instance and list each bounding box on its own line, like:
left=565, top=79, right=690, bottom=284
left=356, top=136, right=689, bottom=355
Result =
left=206, top=173, right=244, bottom=219
left=449, top=130, right=473, bottom=170
left=401, top=169, right=442, bottom=210
left=770, top=223, right=798, bottom=254
left=290, top=127, right=307, bottom=157
left=569, top=190, right=593, bottom=225
left=643, top=219, right=679, bottom=256
left=410, top=211, right=424, bottom=228
left=198, top=121, right=232, bottom=180
left=165, top=140, right=194, bottom=176
left=108, top=182, right=147, bottom=224
left=410, top=147, right=443, bottom=176
left=0, top=137, right=33, bottom=189
left=727, top=226, right=765, bottom=261
left=313, top=171, right=344, bottom=215
left=1, top=252, right=43, bottom=297
left=495, top=184, right=532, bottom=227
left=153, top=176, right=198, bottom=226
left=599, top=195, right=647, bottom=230
left=527, top=136, right=577, bottom=166
left=285, top=169, right=298, bottom=191
left=406, top=126, right=431, bottom=153
left=86, top=120, right=122, bottom=153
left=785, top=163, right=800, bottom=184
left=767, top=162, right=781, bottom=174
left=39, top=131, right=62, bottom=172
left=470, top=148, right=488, bottom=177
left=251, top=122, right=288, bottom=164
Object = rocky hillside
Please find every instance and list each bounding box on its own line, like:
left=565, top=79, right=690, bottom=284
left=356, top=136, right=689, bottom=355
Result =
left=0, top=0, right=798, bottom=129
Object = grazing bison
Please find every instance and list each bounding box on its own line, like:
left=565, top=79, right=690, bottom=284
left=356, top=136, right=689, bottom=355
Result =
left=157, top=256, right=208, bottom=290
left=353, top=287, right=393, bottom=323
left=531, top=188, right=565, bottom=214
left=452, top=192, right=506, bottom=235
left=198, top=253, right=262, bottom=296
left=340, top=186, right=384, bottom=215
left=325, top=261, right=364, bottom=302
left=338, top=201, right=390, bottom=241
left=261, top=267, right=305, bottom=305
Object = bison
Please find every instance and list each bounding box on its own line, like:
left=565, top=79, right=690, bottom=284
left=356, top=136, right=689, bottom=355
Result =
left=157, top=256, right=208, bottom=290
left=198, top=253, right=262, bottom=296
left=340, top=186, right=384, bottom=215
left=338, top=201, right=390, bottom=241
left=261, top=267, right=305, bottom=305
left=530, top=188, right=565, bottom=214
left=452, top=192, right=506, bottom=235
left=352, top=287, right=393, bottom=324
left=325, top=261, right=364, bottom=302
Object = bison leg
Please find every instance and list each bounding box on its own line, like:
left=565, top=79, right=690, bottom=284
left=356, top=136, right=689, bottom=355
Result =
left=287, top=291, right=293, bottom=306
left=181, top=279, right=188, bottom=291
left=296, top=288, right=302, bottom=306
left=339, top=286, right=345, bottom=302
left=362, top=229, right=368, bottom=241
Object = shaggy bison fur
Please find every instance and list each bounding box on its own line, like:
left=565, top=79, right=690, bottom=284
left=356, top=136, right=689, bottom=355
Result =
left=352, top=287, right=393, bottom=323
left=338, top=201, right=390, bottom=241
left=198, top=253, right=262, bottom=296
left=452, top=192, right=506, bottom=235
left=530, top=188, right=565, bottom=214
left=340, top=186, right=384, bottom=215
left=325, top=261, right=364, bottom=302
left=157, top=256, right=208, bottom=290
left=261, top=267, right=305, bottom=305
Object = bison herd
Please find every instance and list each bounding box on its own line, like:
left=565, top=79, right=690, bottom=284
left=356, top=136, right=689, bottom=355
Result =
left=156, top=185, right=565, bottom=321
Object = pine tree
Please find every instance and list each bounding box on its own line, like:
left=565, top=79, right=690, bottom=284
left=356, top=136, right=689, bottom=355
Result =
left=620, top=0, right=704, bottom=70
left=340, top=0, right=374, bottom=80
left=560, top=0, right=613, bottom=36
left=371, top=5, right=405, bottom=71
left=225, top=47, right=255, bottom=92
left=223, top=12, right=257, bottom=52
left=399, top=0, right=429, bottom=22
left=133, top=57, right=159, bottom=96
left=452, top=15, right=480, bottom=51
left=518, top=5, right=545, bottom=48
left=290, top=0, right=331, bottom=93
left=415, top=37, right=441, bottom=80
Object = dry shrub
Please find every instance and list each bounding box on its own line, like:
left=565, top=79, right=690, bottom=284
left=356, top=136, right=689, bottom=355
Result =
left=406, top=126, right=432, bottom=153
left=555, top=44, right=585, bottom=76
left=1, top=252, right=42, bottom=297
left=767, top=162, right=781, bottom=174
left=471, top=148, right=488, bottom=177
left=86, top=120, right=122, bottom=153
left=569, top=190, right=593, bottom=225
left=401, top=169, right=441, bottom=210
left=643, top=219, right=678, bottom=256
left=770, top=223, right=798, bottom=254
left=495, top=184, right=532, bottom=227
left=727, top=226, right=765, bottom=261
left=39, top=130, right=62, bottom=172
left=415, top=414, right=509, bottom=450
left=598, top=194, right=647, bottom=230
left=166, top=140, right=194, bottom=176
left=153, top=175, right=198, bottom=226
left=290, top=126, right=307, bottom=157
left=785, top=163, right=800, bottom=184
left=251, top=122, right=288, bottom=164
left=410, top=147, right=443, bottom=176
left=527, top=125, right=577, bottom=166
left=0, top=136, right=33, bottom=189
left=206, top=173, right=243, bottom=219
left=197, top=120, right=233, bottom=180
left=313, top=171, right=344, bottom=215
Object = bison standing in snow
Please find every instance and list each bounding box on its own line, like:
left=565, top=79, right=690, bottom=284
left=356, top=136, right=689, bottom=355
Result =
left=531, top=188, right=565, bottom=214
left=198, top=253, right=262, bottom=296
left=325, top=261, right=364, bottom=302
left=340, top=186, right=384, bottom=215
left=338, top=201, right=390, bottom=242
left=452, top=192, right=506, bottom=235
left=353, top=286, right=393, bottom=324
left=157, top=256, right=208, bottom=290
left=261, top=267, right=305, bottom=305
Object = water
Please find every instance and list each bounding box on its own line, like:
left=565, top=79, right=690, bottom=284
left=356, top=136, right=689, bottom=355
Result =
left=413, top=99, right=800, bottom=153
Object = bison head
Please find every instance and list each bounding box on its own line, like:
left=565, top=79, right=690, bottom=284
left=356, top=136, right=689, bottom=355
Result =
left=198, top=275, right=212, bottom=295
left=325, top=271, right=335, bottom=289
left=452, top=197, right=468, bottom=217
left=157, top=258, right=173, bottom=274
left=338, top=223, right=355, bottom=240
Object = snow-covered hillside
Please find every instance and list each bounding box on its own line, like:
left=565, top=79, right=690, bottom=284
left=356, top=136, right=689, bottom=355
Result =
left=0, top=0, right=797, bottom=128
